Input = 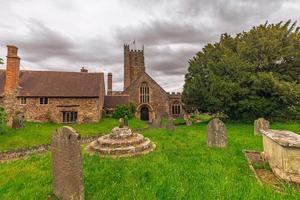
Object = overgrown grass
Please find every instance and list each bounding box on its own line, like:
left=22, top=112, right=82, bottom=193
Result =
left=0, top=121, right=300, bottom=199
left=0, top=118, right=146, bottom=152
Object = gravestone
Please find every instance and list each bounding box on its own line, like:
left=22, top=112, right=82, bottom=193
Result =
left=119, top=118, right=125, bottom=128
left=166, top=117, right=176, bottom=131
left=12, top=113, right=24, bottom=129
left=207, top=118, right=227, bottom=148
left=186, top=120, right=192, bottom=126
left=151, top=113, right=162, bottom=128
left=254, top=118, right=270, bottom=135
left=51, top=126, right=84, bottom=200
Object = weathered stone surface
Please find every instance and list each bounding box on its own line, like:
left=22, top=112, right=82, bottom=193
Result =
left=12, top=113, right=24, bottom=129
left=166, top=117, right=175, bottom=131
left=151, top=113, right=162, bottom=128
left=254, top=118, right=270, bottom=135
left=207, top=118, right=227, bottom=148
left=119, top=118, right=124, bottom=128
left=51, top=126, right=84, bottom=200
left=185, top=120, right=192, bottom=126
left=87, top=126, right=155, bottom=157
left=261, top=129, right=300, bottom=183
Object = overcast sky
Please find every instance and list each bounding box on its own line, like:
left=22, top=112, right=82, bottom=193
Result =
left=0, top=0, right=299, bottom=92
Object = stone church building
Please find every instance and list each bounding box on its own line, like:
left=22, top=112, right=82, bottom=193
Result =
left=0, top=44, right=182, bottom=124
left=105, top=44, right=183, bottom=121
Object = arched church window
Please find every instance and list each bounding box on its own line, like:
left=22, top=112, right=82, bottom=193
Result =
left=140, top=82, right=149, bottom=103
left=172, top=101, right=181, bottom=115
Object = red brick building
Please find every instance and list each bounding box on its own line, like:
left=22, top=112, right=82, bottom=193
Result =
left=0, top=45, right=105, bottom=125
left=0, top=44, right=183, bottom=124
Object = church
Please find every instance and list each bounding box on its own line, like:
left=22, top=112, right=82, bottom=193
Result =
left=105, top=44, right=183, bottom=121
left=0, top=44, right=183, bottom=124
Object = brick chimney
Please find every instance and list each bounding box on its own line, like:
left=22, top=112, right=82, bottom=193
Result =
left=80, top=67, right=88, bottom=73
left=107, top=72, right=112, bottom=95
left=5, top=45, right=20, bottom=92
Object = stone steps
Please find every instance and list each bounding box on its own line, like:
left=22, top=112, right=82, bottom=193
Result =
left=97, top=134, right=145, bottom=148
left=86, top=126, right=155, bottom=157
left=91, top=138, right=153, bottom=155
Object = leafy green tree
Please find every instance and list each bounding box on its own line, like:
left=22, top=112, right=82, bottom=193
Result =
left=112, top=103, right=135, bottom=119
left=183, top=20, right=300, bottom=121
left=0, top=58, right=3, bottom=65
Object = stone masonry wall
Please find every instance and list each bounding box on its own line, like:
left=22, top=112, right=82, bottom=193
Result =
left=123, top=74, right=169, bottom=121
left=17, top=97, right=102, bottom=123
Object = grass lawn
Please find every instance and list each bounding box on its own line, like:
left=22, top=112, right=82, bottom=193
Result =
left=0, top=118, right=147, bottom=152
left=0, top=120, right=300, bottom=199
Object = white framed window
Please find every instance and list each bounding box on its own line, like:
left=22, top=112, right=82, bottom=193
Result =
left=140, top=82, right=149, bottom=103
left=40, top=97, right=48, bottom=104
left=20, top=97, right=27, bottom=105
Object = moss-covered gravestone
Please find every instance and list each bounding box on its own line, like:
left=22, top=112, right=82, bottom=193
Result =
left=207, top=118, right=227, bottom=148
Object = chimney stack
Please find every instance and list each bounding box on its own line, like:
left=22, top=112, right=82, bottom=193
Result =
left=5, top=45, right=20, bottom=92
left=80, top=67, right=88, bottom=73
left=107, top=73, right=112, bottom=95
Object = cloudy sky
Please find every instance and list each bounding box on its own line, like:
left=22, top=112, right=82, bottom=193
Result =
left=0, top=0, right=299, bottom=92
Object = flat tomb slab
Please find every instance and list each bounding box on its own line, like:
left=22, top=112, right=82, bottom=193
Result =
left=261, top=130, right=300, bottom=183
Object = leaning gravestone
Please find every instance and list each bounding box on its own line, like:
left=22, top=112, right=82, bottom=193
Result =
left=51, top=126, right=84, bottom=200
left=254, top=118, right=270, bottom=135
left=207, top=118, right=227, bottom=148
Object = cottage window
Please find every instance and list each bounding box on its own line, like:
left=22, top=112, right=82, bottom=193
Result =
left=140, top=82, right=149, bottom=103
left=172, top=102, right=181, bottom=115
left=40, top=97, right=48, bottom=104
left=62, top=111, right=77, bottom=123
left=20, top=97, right=27, bottom=105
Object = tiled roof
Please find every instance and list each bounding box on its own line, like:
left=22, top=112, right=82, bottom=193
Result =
left=0, top=70, right=104, bottom=97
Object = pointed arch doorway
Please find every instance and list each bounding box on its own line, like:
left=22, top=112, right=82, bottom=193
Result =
left=140, top=107, right=149, bottom=121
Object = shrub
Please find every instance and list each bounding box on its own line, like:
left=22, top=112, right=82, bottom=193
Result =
left=112, top=103, right=135, bottom=119
left=0, top=107, right=7, bottom=134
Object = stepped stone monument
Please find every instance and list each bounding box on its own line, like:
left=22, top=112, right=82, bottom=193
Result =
left=207, top=118, right=227, bottom=148
left=254, top=118, right=270, bottom=135
left=87, top=119, right=155, bottom=157
left=51, top=126, right=84, bottom=200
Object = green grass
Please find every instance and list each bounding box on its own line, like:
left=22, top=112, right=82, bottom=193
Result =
left=0, top=118, right=147, bottom=152
left=0, top=121, right=300, bottom=199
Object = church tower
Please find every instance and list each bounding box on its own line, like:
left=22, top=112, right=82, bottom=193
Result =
left=123, top=43, right=145, bottom=90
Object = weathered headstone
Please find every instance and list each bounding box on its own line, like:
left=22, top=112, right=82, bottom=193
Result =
left=207, top=118, right=227, bottom=148
left=119, top=118, right=124, bottom=128
left=254, top=118, right=270, bottom=135
left=186, top=120, right=192, bottom=126
left=151, top=113, right=162, bottom=128
left=166, top=117, right=176, bottom=131
left=12, top=113, right=24, bottom=129
left=51, top=126, right=84, bottom=200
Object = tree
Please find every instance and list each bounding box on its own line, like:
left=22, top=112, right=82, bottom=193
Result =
left=112, top=103, right=136, bottom=119
left=0, top=58, right=3, bottom=65
left=183, top=20, right=300, bottom=121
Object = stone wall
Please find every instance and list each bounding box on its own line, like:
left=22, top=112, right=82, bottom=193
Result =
left=123, top=74, right=169, bottom=122
left=0, top=97, right=3, bottom=105
left=168, top=92, right=184, bottom=118
left=14, top=97, right=102, bottom=123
